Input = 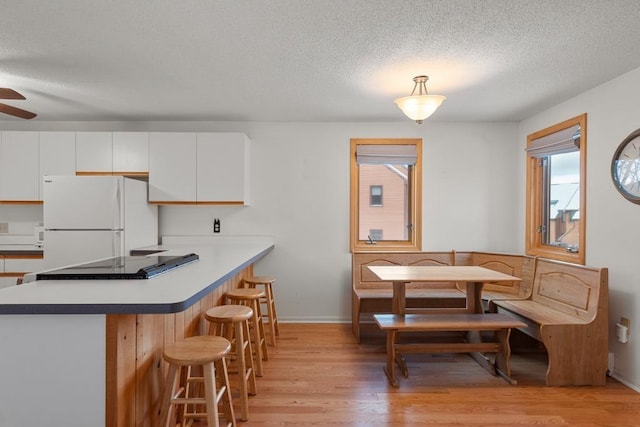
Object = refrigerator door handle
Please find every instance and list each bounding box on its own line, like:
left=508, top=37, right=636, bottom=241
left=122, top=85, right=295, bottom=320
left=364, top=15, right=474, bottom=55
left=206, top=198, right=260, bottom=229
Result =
left=114, top=180, right=123, bottom=229
left=113, top=231, right=124, bottom=258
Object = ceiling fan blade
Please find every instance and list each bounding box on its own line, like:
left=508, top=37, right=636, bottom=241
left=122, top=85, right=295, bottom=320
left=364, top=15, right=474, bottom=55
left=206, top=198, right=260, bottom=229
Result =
left=0, top=88, right=26, bottom=100
left=0, top=102, right=37, bottom=119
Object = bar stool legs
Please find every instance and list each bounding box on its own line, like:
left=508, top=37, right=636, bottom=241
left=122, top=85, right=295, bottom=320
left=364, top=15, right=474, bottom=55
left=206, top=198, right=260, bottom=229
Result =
left=243, top=276, right=280, bottom=347
left=205, top=305, right=257, bottom=422
left=225, top=288, right=269, bottom=377
left=159, top=335, right=236, bottom=427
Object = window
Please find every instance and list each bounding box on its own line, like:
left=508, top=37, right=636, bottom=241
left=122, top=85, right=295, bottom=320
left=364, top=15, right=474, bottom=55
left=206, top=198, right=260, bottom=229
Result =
left=525, top=114, right=586, bottom=264
left=350, top=138, right=422, bottom=251
left=370, top=185, right=383, bottom=206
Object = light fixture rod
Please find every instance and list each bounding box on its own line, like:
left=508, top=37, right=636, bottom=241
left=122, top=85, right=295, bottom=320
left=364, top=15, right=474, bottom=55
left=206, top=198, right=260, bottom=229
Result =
left=410, top=75, right=429, bottom=96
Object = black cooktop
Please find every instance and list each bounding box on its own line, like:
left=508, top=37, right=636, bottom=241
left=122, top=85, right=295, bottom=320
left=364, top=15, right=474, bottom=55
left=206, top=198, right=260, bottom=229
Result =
left=36, top=253, right=199, bottom=280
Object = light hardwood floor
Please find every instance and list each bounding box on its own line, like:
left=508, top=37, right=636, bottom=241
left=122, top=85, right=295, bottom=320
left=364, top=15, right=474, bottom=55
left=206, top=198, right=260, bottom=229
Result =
left=195, top=323, right=640, bottom=426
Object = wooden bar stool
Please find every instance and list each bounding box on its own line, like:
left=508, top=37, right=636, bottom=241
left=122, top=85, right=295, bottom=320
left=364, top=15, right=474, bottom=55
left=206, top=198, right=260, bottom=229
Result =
left=225, top=288, right=269, bottom=377
left=159, top=335, right=236, bottom=427
left=243, top=276, right=280, bottom=347
left=205, top=305, right=257, bottom=422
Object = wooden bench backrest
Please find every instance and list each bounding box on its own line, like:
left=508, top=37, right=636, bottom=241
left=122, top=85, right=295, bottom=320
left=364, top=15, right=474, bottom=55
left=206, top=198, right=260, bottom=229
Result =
left=531, top=258, right=608, bottom=322
left=353, top=251, right=456, bottom=290
left=470, top=252, right=535, bottom=298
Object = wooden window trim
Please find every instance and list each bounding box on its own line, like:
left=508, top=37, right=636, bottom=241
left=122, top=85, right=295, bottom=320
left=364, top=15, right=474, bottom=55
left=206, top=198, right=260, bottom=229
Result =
left=350, top=138, right=422, bottom=252
left=525, top=113, right=586, bottom=264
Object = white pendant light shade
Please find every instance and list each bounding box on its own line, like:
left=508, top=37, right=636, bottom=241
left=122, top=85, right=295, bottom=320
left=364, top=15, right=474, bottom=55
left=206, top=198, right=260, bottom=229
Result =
left=394, top=94, right=446, bottom=122
left=394, top=75, right=446, bottom=123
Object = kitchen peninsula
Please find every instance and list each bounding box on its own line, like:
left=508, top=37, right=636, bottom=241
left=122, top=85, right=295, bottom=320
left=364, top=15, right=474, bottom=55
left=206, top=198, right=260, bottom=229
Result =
left=0, top=236, right=274, bottom=427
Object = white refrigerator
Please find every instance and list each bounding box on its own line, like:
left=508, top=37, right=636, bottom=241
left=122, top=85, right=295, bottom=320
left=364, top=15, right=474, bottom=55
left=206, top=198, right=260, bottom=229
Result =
left=43, top=175, right=158, bottom=269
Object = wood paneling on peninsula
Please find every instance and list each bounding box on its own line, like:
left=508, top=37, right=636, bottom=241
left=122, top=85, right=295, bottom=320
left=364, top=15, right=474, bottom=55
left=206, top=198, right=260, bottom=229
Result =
left=106, top=265, right=252, bottom=427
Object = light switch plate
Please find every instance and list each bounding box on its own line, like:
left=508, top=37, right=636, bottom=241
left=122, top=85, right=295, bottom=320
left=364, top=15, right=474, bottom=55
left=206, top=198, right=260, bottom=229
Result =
left=0, top=222, right=9, bottom=233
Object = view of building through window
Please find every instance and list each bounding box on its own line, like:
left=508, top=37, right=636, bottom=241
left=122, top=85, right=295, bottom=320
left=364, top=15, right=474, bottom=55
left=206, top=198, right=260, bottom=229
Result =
left=358, top=164, right=410, bottom=242
left=546, top=151, right=580, bottom=251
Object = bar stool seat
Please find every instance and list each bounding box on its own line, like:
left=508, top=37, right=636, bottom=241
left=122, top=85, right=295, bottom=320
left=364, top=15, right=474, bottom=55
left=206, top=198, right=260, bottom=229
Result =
left=205, top=305, right=257, bottom=422
left=243, top=276, right=280, bottom=347
left=225, top=288, right=269, bottom=376
left=159, top=335, right=236, bottom=427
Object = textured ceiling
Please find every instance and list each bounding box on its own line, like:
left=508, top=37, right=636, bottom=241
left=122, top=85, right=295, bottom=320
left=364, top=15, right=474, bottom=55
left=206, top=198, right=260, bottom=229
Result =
left=2, top=0, right=640, bottom=122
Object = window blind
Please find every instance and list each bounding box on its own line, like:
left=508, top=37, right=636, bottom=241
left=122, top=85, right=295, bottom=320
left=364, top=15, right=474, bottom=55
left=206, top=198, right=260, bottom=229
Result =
left=526, top=125, right=581, bottom=158
left=356, top=144, right=417, bottom=165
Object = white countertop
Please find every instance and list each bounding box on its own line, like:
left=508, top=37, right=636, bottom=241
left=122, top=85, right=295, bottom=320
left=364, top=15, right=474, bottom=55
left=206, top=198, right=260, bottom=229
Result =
left=0, top=236, right=274, bottom=314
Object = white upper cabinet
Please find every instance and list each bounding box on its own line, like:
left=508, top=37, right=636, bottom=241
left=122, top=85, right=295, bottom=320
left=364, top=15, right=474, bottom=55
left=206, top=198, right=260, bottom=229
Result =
left=0, top=131, right=39, bottom=201
left=148, top=132, right=197, bottom=202
left=76, top=132, right=113, bottom=173
left=39, top=132, right=76, bottom=199
left=113, top=132, right=149, bottom=173
left=0, top=130, right=249, bottom=205
left=196, top=133, right=250, bottom=204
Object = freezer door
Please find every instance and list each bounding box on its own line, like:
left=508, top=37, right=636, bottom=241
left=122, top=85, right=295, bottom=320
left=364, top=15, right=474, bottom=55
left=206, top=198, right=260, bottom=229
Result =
left=43, top=230, right=124, bottom=270
left=43, top=176, right=124, bottom=230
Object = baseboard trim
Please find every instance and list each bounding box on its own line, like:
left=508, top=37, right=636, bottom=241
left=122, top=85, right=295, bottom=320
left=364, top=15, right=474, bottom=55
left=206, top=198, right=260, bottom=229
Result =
left=611, top=372, right=640, bottom=393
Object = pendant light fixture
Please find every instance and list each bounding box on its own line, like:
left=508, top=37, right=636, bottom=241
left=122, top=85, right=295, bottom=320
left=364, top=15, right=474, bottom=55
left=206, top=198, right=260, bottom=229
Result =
left=394, top=75, right=446, bottom=124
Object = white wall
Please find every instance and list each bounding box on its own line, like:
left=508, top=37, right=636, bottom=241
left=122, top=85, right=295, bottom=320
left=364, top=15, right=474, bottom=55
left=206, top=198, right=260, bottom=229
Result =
left=518, top=66, right=640, bottom=391
left=158, top=121, right=520, bottom=322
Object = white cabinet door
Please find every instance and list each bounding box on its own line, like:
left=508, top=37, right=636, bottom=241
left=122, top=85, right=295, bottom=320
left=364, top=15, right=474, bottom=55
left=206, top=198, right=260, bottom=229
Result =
left=76, top=132, right=113, bottom=173
left=0, top=276, right=20, bottom=289
left=196, top=133, right=250, bottom=204
left=4, top=258, right=44, bottom=274
left=148, top=132, right=197, bottom=202
left=113, top=132, right=149, bottom=173
left=0, top=131, right=39, bottom=201
left=39, top=131, right=76, bottom=199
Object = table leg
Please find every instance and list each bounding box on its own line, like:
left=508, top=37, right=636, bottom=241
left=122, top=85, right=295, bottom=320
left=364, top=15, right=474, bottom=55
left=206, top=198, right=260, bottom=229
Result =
left=467, top=330, right=498, bottom=377
left=383, top=330, right=399, bottom=387
left=391, top=281, right=406, bottom=315
left=465, top=281, right=502, bottom=376
left=465, top=281, right=484, bottom=314
left=495, top=328, right=517, bottom=385
left=390, top=282, right=408, bottom=381
left=397, top=353, right=408, bottom=378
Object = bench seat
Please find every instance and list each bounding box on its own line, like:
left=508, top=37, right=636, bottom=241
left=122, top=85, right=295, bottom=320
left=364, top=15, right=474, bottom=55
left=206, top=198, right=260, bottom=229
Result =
left=496, top=299, right=590, bottom=325
left=356, top=288, right=465, bottom=299
left=491, top=258, right=608, bottom=386
left=373, top=313, right=525, bottom=386
left=374, top=313, right=526, bottom=331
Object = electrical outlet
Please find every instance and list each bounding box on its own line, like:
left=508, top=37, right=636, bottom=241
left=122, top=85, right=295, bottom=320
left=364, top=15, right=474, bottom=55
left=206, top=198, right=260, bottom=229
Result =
left=0, top=222, right=8, bottom=233
left=617, top=318, right=630, bottom=343
left=213, top=218, right=221, bottom=233
left=620, top=317, right=631, bottom=330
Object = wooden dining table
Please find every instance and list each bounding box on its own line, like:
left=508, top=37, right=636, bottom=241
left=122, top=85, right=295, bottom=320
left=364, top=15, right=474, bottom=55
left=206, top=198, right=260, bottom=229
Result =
left=367, top=265, right=522, bottom=315
left=367, top=265, right=523, bottom=384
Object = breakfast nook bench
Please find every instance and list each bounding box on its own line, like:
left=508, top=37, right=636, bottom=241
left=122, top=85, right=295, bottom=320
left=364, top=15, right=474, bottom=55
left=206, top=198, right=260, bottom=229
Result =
left=374, top=313, right=526, bottom=387
left=352, top=251, right=466, bottom=342
left=491, top=257, right=609, bottom=386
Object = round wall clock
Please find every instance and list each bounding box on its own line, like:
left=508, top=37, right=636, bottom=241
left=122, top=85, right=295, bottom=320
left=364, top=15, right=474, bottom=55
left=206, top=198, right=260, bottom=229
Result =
left=611, top=128, right=640, bottom=204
